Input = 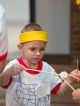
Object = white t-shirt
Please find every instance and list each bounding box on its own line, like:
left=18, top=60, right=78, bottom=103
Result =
left=0, top=4, right=8, bottom=57
left=3, top=59, right=62, bottom=106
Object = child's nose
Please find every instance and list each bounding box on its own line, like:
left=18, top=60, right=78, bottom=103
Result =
left=35, top=51, right=41, bottom=55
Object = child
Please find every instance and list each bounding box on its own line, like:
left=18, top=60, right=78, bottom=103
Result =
left=0, top=4, right=8, bottom=73
left=0, top=23, right=79, bottom=106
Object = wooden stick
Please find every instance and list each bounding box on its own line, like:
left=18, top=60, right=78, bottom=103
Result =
left=68, top=74, right=79, bottom=80
left=20, top=64, right=62, bottom=77
left=20, top=64, right=77, bottom=91
left=20, top=64, right=55, bottom=74
left=20, top=64, right=79, bottom=81
left=77, top=58, right=79, bottom=73
left=61, top=77, right=75, bottom=91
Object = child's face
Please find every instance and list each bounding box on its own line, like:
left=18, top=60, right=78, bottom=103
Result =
left=18, top=41, right=46, bottom=66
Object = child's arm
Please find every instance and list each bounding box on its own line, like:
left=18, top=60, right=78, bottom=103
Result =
left=56, top=69, right=80, bottom=95
left=56, top=76, right=73, bottom=95
left=0, top=64, right=23, bottom=87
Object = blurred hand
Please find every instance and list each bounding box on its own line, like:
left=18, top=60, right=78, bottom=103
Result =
left=9, top=64, right=23, bottom=76
left=69, top=69, right=80, bottom=83
left=72, top=89, right=80, bottom=104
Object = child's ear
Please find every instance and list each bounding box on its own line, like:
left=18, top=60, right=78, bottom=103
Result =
left=17, top=44, right=23, bottom=52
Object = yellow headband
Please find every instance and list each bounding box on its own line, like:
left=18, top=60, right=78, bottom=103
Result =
left=76, top=0, right=80, bottom=5
left=19, top=31, right=48, bottom=43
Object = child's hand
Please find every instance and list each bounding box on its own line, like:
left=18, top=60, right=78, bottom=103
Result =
left=9, top=64, right=23, bottom=76
left=72, top=89, right=80, bottom=103
left=70, top=69, right=80, bottom=82
left=76, top=74, right=80, bottom=82
left=66, top=69, right=80, bottom=84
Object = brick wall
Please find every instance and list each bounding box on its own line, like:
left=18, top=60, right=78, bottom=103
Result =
left=71, top=0, right=80, bottom=66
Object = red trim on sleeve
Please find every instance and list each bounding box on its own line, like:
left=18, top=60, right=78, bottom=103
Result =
left=0, top=51, right=8, bottom=61
left=1, top=77, right=12, bottom=89
left=51, top=83, right=61, bottom=95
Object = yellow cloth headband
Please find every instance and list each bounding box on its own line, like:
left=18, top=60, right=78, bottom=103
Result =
left=19, top=31, right=48, bottom=43
left=76, top=0, right=80, bottom=5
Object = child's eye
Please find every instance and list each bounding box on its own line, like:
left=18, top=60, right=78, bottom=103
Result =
left=29, top=47, right=45, bottom=52
left=29, top=48, right=36, bottom=51
left=41, top=48, right=45, bottom=51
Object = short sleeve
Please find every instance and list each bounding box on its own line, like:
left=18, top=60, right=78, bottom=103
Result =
left=42, top=62, right=62, bottom=91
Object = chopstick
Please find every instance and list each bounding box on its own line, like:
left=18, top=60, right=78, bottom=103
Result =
left=20, top=64, right=78, bottom=91
left=20, top=64, right=79, bottom=78
left=68, top=74, right=79, bottom=80
left=20, top=64, right=54, bottom=74
left=61, top=77, right=75, bottom=91
left=77, top=58, right=79, bottom=73
left=20, top=64, right=79, bottom=82
left=20, top=64, right=63, bottom=76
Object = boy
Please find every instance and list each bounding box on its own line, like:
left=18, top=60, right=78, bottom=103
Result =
left=0, top=23, right=79, bottom=106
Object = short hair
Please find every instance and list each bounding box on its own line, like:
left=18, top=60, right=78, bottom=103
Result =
left=21, top=23, right=43, bottom=33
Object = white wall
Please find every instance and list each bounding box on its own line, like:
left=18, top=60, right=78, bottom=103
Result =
left=36, top=0, right=70, bottom=54
left=0, top=0, right=30, bottom=58
left=0, top=0, right=30, bottom=23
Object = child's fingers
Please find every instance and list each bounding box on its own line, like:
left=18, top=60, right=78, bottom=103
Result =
left=11, top=64, right=23, bottom=76
left=76, top=75, right=80, bottom=82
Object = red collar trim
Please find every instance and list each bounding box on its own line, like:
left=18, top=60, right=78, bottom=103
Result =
left=17, top=57, right=43, bottom=74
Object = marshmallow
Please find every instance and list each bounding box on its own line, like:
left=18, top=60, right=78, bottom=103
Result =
left=59, top=71, right=68, bottom=78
